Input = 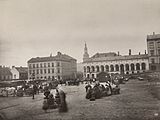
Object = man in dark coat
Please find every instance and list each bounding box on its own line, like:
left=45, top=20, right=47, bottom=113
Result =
left=32, top=84, right=37, bottom=99
left=44, top=86, right=50, bottom=99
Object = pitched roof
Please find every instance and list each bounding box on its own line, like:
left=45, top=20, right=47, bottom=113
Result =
left=84, top=54, right=148, bottom=63
left=28, top=52, right=76, bottom=63
left=0, top=67, right=12, bottom=75
left=91, top=52, right=117, bottom=58
left=15, top=67, right=28, bottom=73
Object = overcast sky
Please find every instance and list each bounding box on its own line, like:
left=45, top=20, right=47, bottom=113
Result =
left=0, top=0, right=160, bottom=67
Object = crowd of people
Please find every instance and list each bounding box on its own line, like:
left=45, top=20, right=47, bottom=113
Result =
left=85, top=80, right=120, bottom=101
left=0, top=77, right=122, bottom=113
left=42, top=87, right=68, bottom=113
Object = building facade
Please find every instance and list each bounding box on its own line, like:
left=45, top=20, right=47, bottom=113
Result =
left=147, top=32, right=160, bottom=71
left=27, top=52, right=77, bottom=81
left=0, top=66, right=12, bottom=81
left=10, top=66, right=28, bottom=80
left=83, top=44, right=149, bottom=79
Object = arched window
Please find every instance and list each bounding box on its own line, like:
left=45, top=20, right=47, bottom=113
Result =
left=91, top=66, right=95, bottom=72
left=92, top=74, right=95, bottom=78
left=136, top=63, right=140, bottom=70
left=96, top=66, right=100, bottom=72
left=110, top=65, right=114, bottom=72
left=120, top=64, right=124, bottom=73
left=115, top=64, right=119, bottom=71
left=87, top=74, right=90, bottom=78
left=87, top=66, right=90, bottom=73
left=84, top=66, right=86, bottom=73
left=131, top=63, right=135, bottom=71
left=141, top=63, right=146, bottom=70
left=101, top=65, right=104, bottom=72
left=125, top=64, right=129, bottom=71
left=105, top=65, right=109, bottom=72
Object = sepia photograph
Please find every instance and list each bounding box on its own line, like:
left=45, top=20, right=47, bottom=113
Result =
left=0, top=0, right=160, bottom=120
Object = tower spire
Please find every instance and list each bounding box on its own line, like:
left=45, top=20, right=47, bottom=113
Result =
left=84, top=42, right=88, bottom=53
left=83, top=42, right=89, bottom=62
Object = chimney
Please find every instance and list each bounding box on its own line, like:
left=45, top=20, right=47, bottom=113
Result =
left=139, top=52, right=141, bottom=55
left=57, top=52, right=62, bottom=56
left=129, top=49, right=131, bottom=55
left=118, top=51, right=120, bottom=56
left=50, top=53, right=52, bottom=57
left=153, top=32, right=155, bottom=35
left=145, top=50, right=147, bottom=54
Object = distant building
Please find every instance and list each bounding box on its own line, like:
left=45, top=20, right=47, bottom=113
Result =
left=10, top=66, right=28, bottom=80
left=0, top=66, right=12, bottom=81
left=83, top=43, right=149, bottom=79
left=27, top=52, right=77, bottom=81
left=147, top=32, right=160, bottom=71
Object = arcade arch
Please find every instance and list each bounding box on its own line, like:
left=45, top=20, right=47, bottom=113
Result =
left=125, top=64, right=129, bottom=71
left=105, top=65, right=109, bottom=72
left=110, top=65, right=114, bottom=72
left=142, top=63, right=146, bottom=70
left=136, top=63, right=140, bottom=70
left=131, top=63, right=135, bottom=71
left=101, top=65, right=105, bottom=72
left=91, top=66, right=95, bottom=72
left=96, top=66, right=100, bottom=72
left=120, top=64, right=124, bottom=73
left=115, top=64, right=119, bottom=71
left=87, top=66, right=90, bottom=73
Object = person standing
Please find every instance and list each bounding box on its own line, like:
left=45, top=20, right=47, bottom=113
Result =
left=85, top=83, right=92, bottom=92
left=32, top=83, right=37, bottom=99
left=56, top=88, right=68, bottom=112
left=43, top=86, right=50, bottom=99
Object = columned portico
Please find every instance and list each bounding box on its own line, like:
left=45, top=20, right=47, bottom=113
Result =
left=83, top=60, right=149, bottom=79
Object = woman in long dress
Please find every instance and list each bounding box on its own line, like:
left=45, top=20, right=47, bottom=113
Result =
left=57, top=89, right=68, bottom=112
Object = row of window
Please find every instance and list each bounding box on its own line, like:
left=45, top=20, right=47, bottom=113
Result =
left=149, top=41, right=160, bottom=48
left=29, top=68, right=60, bottom=74
left=29, top=62, right=60, bottom=68
left=149, top=41, right=160, bottom=56
left=150, top=58, right=160, bottom=64
left=84, top=63, right=146, bottom=73
left=0, top=75, right=12, bottom=80
left=150, top=49, right=160, bottom=56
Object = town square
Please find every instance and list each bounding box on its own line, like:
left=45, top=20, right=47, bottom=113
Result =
left=1, top=0, right=160, bottom=120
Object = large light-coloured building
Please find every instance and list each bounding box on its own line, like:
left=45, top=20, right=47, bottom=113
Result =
left=27, top=52, right=77, bottom=81
left=83, top=43, right=149, bottom=79
left=147, top=32, right=160, bottom=71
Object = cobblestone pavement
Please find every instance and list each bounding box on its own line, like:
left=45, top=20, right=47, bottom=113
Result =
left=0, top=79, right=160, bottom=120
